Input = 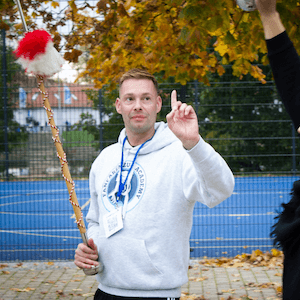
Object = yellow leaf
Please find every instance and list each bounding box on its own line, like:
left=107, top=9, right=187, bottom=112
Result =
left=217, top=65, right=225, bottom=76
left=231, top=262, right=244, bottom=268
left=45, top=280, right=55, bottom=284
left=15, top=262, right=23, bottom=267
left=254, top=249, right=263, bottom=256
left=271, top=248, right=282, bottom=257
left=170, top=8, right=177, bottom=17
left=215, top=42, right=228, bottom=56
left=51, top=1, right=59, bottom=8
left=14, top=23, right=23, bottom=30
left=196, top=276, right=208, bottom=281
left=276, top=286, right=283, bottom=293
left=221, top=289, right=236, bottom=293
left=0, top=264, right=8, bottom=269
left=11, top=287, right=35, bottom=292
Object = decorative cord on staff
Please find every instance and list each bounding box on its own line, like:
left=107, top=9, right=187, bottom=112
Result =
left=37, top=75, right=84, bottom=229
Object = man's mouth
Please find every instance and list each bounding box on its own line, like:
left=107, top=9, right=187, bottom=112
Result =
left=131, top=115, right=146, bottom=121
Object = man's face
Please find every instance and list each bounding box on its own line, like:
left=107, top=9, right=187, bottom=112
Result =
left=115, top=78, right=162, bottom=138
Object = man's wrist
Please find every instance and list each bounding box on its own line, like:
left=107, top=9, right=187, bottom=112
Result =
left=182, top=136, right=200, bottom=150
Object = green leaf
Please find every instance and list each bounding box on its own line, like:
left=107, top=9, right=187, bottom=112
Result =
left=224, top=31, right=236, bottom=46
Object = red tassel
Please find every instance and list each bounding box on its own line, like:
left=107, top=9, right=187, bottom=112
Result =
left=14, top=30, right=52, bottom=60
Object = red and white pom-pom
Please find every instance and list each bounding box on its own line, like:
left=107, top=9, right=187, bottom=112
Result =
left=14, top=29, right=65, bottom=77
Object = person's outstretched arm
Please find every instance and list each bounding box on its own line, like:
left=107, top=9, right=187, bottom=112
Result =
left=256, top=0, right=300, bottom=133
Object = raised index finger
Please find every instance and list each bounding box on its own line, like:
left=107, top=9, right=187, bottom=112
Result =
left=171, top=90, right=178, bottom=110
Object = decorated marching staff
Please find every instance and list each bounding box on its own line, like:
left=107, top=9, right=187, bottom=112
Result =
left=13, top=0, right=102, bottom=275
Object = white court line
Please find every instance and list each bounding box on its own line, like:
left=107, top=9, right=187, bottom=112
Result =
left=191, top=245, right=274, bottom=249
left=232, top=191, right=288, bottom=195
left=0, top=195, right=21, bottom=199
left=0, top=187, right=89, bottom=199
left=0, top=229, right=81, bottom=239
left=0, top=212, right=72, bottom=216
left=0, top=198, right=91, bottom=217
left=229, top=214, right=251, bottom=217
left=190, top=237, right=273, bottom=242
left=0, top=248, right=76, bottom=252
left=0, top=198, right=89, bottom=207
left=19, top=229, right=78, bottom=232
left=193, top=212, right=276, bottom=217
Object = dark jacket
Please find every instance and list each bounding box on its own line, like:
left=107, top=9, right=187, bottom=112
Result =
left=268, top=31, right=300, bottom=300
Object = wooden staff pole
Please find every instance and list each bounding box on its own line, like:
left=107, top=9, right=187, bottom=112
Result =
left=38, top=76, right=102, bottom=275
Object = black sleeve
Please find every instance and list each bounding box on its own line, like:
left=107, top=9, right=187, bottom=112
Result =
left=267, top=31, right=300, bottom=130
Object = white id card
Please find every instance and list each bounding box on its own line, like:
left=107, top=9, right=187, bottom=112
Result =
left=103, top=208, right=123, bottom=238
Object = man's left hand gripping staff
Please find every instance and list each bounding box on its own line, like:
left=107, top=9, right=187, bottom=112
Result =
left=74, top=238, right=99, bottom=270
left=166, top=90, right=200, bottom=150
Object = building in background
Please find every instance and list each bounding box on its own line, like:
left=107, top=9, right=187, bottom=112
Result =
left=11, top=74, right=100, bottom=133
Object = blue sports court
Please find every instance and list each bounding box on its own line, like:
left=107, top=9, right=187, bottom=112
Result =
left=0, top=176, right=295, bottom=261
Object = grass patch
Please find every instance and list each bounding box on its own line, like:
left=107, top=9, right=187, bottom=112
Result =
left=62, top=130, right=97, bottom=147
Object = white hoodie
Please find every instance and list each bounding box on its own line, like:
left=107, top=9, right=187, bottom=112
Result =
left=86, top=122, right=235, bottom=298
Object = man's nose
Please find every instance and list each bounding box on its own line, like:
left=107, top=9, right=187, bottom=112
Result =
left=134, top=99, right=142, bottom=110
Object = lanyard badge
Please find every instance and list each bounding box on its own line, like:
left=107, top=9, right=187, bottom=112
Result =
left=103, top=134, right=154, bottom=238
left=117, top=136, right=152, bottom=216
left=103, top=208, right=123, bottom=238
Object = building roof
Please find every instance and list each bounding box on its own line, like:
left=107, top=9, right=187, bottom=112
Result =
left=12, top=73, right=96, bottom=109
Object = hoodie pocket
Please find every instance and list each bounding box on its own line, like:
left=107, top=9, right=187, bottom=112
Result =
left=98, top=236, right=164, bottom=290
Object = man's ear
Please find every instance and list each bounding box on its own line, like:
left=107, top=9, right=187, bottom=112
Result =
left=156, top=96, right=162, bottom=113
left=115, top=98, right=121, bottom=114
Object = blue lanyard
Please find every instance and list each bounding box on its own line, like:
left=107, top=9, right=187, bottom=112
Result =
left=117, top=135, right=154, bottom=200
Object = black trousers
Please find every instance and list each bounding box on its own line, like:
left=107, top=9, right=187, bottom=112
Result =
left=94, top=289, right=180, bottom=300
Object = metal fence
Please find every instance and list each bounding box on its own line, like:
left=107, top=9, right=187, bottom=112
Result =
left=1, top=72, right=300, bottom=261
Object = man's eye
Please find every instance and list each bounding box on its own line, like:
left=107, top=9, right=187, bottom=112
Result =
left=144, top=97, right=151, bottom=101
left=126, top=97, right=133, bottom=101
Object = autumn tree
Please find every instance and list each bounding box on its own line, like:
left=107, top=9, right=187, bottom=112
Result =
left=0, top=40, right=28, bottom=173
left=2, top=0, right=300, bottom=174
left=196, top=65, right=298, bottom=173
left=1, top=0, right=300, bottom=90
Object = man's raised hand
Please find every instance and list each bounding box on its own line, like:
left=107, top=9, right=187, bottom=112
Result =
left=166, top=90, right=200, bottom=150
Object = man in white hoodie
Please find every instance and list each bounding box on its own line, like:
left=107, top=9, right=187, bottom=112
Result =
left=74, top=68, right=235, bottom=300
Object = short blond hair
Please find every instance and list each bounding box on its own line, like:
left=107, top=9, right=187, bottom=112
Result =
left=119, top=68, right=159, bottom=94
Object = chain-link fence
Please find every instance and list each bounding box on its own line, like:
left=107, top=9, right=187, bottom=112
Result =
left=2, top=78, right=298, bottom=180
left=1, top=34, right=300, bottom=260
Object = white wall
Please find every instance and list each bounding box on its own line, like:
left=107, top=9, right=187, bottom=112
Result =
left=13, top=107, right=107, bottom=129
